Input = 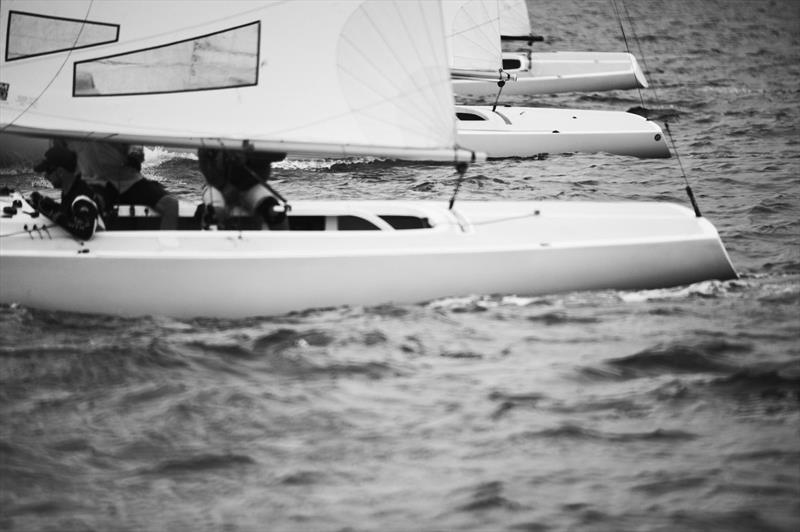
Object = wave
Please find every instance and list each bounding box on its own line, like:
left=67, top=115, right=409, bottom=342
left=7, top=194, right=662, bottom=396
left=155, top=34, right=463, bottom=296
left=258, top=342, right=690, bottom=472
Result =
left=618, top=279, right=738, bottom=302
left=252, top=327, right=336, bottom=351
left=118, top=382, right=188, bottom=409
left=514, top=423, right=698, bottom=443
left=3, top=498, right=84, bottom=518
left=709, top=482, right=799, bottom=497
left=449, top=481, right=523, bottom=513
left=141, top=147, right=409, bottom=174
left=278, top=470, right=328, bottom=486
left=548, top=396, right=653, bottom=417
left=143, top=145, right=195, bottom=167
left=183, top=326, right=404, bottom=380
left=707, top=365, right=800, bottom=399
left=427, top=293, right=619, bottom=313
left=279, top=157, right=388, bottom=171
left=526, top=311, right=599, bottom=325
left=596, top=339, right=750, bottom=379
left=632, top=473, right=711, bottom=496
left=724, top=448, right=800, bottom=462
left=488, top=390, right=548, bottom=420
left=150, top=452, right=255, bottom=474
left=662, top=508, right=784, bottom=532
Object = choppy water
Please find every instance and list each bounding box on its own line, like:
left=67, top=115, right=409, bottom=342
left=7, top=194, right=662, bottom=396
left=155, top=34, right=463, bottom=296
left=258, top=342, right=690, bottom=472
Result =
left=1, top=0, right=799, bottom=531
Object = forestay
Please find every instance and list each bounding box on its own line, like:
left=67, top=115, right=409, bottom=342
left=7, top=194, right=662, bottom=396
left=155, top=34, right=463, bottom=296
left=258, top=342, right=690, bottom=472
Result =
left=0, top=0, right=475, bottom=161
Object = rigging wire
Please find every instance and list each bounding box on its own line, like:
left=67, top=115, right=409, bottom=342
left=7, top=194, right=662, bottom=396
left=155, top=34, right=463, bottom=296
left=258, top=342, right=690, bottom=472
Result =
left=610, top=0, right=645, bottom=110
left=612, top=0, right=703, bottom=218
left=619, top=0, right=665, bottom=110
left=664, top=122, right=702, bottom=217
left=491, top=76, right=507, bottom=113
left=448, top=160, right=470, bottom=210
left=469, top=212, right=540, bottom=226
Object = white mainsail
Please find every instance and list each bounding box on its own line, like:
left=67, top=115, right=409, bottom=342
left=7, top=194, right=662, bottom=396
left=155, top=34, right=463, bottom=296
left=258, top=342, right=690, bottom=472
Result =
left=441, top=0, right=504, bottom=79
left=0, top=0, right=476, bottom=161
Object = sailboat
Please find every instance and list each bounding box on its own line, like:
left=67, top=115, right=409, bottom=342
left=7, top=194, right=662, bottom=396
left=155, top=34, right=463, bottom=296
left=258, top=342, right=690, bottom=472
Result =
left=446, top=0, right=669, bottom=159
left=498, top=0, right=542, bottom=44
left=452, top=0, right=648, bottom=97
left=0, top=0, right=736, bottom=319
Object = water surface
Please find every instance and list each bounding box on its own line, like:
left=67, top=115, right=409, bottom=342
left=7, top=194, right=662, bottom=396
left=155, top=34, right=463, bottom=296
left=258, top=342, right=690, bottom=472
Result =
left=1, top=1, right=798, bottom=530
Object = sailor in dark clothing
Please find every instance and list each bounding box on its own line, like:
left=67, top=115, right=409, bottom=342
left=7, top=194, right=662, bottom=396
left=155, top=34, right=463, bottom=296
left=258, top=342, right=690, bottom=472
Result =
left=197, top=148, right=288, bottom=230
left=67, top=140, right=179, bottom=230
left=30, top=144, right=106, bottom=241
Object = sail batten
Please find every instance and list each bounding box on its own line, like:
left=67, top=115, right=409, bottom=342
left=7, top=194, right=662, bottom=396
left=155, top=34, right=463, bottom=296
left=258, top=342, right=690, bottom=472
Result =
left=1, top=0, right=471, bottom=161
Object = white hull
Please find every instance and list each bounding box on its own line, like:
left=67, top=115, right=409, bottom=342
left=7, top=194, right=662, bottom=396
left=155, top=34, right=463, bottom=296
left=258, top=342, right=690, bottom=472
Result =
left=0, top=193, right=737, bottom=318
left=453, top=52, right=648, bottom=97
left=456, top=105, right=669, bottom=158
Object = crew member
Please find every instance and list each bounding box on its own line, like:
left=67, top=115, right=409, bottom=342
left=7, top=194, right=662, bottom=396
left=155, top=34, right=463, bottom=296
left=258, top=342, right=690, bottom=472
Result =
left=30, top=144, right=105, bottom=240
left=197, top=148, right=288, bottom=230
left=65, top=140, right=179, bottom=230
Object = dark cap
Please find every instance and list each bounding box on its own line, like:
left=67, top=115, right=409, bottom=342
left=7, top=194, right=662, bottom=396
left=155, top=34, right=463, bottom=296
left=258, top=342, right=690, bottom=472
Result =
left=33, top=145, right=77, bottom=173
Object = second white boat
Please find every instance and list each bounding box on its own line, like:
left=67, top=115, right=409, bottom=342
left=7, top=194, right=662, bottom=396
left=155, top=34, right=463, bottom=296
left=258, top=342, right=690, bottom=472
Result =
left=456, top=105, right=669, bottom=158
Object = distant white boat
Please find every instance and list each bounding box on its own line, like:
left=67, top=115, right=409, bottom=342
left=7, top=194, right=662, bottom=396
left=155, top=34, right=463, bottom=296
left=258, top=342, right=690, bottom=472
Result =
left=497, top=0, right=543, bottom=44
left=0, top=0, right=736, bottom=319
left=444, top=0, right=665, bottom=158
left=452, top=0, right=648, bottom=97
left=456, top=105, right=669, bottom=159
left=454, top=50, right=648, bottom=97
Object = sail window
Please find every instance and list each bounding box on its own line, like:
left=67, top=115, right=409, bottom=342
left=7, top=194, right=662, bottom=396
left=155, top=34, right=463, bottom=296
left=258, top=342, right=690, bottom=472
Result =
left=73, top=22, right=259, bottom=96
left=5, top=10, right=119, bottom=61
